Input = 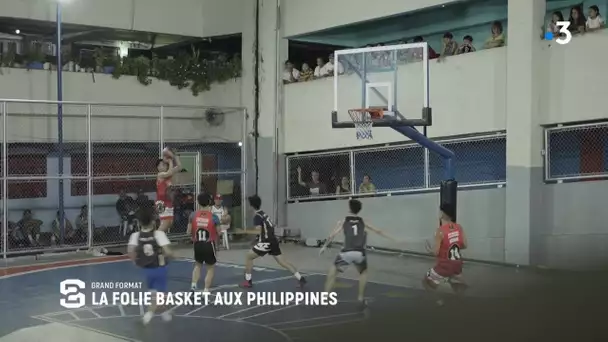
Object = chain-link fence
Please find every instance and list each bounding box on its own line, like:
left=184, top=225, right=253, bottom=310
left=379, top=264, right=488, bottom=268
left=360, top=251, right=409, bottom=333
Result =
left=544, top=122, right=608, bottom=182
left=286, top=132, right=506, bottom=201
left=1, top=100, right=247, bottom=257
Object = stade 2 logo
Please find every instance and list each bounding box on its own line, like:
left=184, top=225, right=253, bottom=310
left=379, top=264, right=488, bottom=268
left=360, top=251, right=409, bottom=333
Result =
left=555, top=21, right=572, bottom=45
left=60, top=279, right=86, bottom=309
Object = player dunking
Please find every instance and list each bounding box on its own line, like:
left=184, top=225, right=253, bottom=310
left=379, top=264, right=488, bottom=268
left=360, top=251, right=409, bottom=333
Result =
left=240, top=195, right=306, bottom=288
left=319, top=199, right=397, bottom=308
left=127, top=202, right=173, bottom=325
left=187, top=193, right=221, bottom=292
left=156, top=147, right=181, bottom=233
left=423, top=203, right=468, bottom=306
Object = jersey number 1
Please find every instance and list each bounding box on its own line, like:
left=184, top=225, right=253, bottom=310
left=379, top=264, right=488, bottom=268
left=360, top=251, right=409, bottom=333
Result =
left=352, top=224, right=358, bottom=236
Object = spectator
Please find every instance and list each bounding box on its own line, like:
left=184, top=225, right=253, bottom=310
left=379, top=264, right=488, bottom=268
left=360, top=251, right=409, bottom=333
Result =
left=135, top=189, right=150, bottom=208
left=586, top=5, right=605, bottom=31
left=438, top=32, right=458, bottom=61
left=411, top=36, right=439, bottom=60
left=18, top=209, right=43, bottom=245
left=116, top=190, right=137, bottom=236
left=320, top=53, right=344, bottom=77
left=2, top=213, right=23, bottom=248
left=211, top=194, right=231, bottom=249
left=296, top=166, right=327, bottom=196
left=313, top=57, right=325, bottom=78
left=335, top=176, right=351, bottom=195
left=52, top=210, right=74, bottom=245
left=299, top=63, right=314, bottom=81
left=282, top=60, right=300, bottom=84
left=74, top=205, right=90, bottom=242
left=457, top=35, right=476, bottom=54
left=548, top=11, right=565, bottom=36
left=483, top=21, right=505, bottom=49
left=358, top=174, right=376, bottom=194
left=569, top=6, right=586, bottom=34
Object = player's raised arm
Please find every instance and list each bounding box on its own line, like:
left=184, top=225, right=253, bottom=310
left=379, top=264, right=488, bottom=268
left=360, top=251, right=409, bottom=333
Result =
left=365, top=223, right=398, bottom=242
left=319, top=220, right=343, bottom=254
left=158, top=148, right=182, bottom=179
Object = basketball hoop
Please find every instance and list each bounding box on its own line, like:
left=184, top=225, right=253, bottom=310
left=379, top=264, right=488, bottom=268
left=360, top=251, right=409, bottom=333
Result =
left=348, top=108, right=384, bottom=140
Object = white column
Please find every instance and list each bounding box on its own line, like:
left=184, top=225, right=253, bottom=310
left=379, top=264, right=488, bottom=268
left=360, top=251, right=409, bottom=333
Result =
left=241, top=0, right=288, bottom=224
left=504, top=0, right=547, bottom=265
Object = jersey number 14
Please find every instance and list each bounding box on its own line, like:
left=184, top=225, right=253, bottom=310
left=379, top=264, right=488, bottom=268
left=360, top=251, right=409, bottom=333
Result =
left=448, top=245, right=461, bottom=261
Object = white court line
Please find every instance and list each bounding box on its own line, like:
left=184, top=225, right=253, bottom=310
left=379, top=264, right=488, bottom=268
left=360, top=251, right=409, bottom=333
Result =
left=280, top=317, right=366, bottom=331
left=268, top=312, right=362, bottom=327
left=0, top=258, right=130, bottom=280
left=68, top=312, right=80, bottom=320
left=183, top=304, right=208, bottom=316
left=237, top=303, right=299, bottom=320
left=138, top=303, right=144, bottom=316
left=88, top=308, right=102, bottom=318
left=217, top=305, right=261, bottom=319
left=33, top=314, right=142, bottom=342
left=118, top=305, right=126, bottom=317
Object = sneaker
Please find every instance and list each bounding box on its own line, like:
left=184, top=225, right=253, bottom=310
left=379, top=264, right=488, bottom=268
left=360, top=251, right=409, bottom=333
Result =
left=357, top=299, right=368, bottom=311
left=142, top=311, right=154, bottom=325
left=297, top=277, right=307, bottom=288
left=161, top=311, right=172, bottom=322
left=190, top=286, right=198, bottom=291
left=239, top=280, right=253, bottom=288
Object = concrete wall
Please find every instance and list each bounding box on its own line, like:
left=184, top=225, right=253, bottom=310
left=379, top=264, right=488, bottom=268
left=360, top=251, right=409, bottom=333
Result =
left=283, top=31, right=608, bottom=153
left=0, top=69, right=244, bottom=143
left=282, top=0, right=459, bottom=37
left=0, top=0, right=243, bottom=37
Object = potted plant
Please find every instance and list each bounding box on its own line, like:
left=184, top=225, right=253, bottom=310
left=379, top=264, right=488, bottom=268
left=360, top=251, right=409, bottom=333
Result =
left=25, top=43, right=45, bottom=70
left=1, top=42, right=16, bottom=68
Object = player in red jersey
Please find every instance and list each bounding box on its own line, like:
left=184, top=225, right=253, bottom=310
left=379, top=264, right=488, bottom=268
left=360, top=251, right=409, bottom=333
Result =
left=423, top=203, right=468, bottom=306
left=156, top=148, right=181, bottom=233
left=186, top=193, right=221, bottom=292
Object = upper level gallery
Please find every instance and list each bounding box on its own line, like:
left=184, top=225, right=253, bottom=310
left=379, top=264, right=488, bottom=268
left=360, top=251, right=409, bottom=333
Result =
left=0, top=0, right=243, bottom=38
left=283, top=30, right=608, bottom=153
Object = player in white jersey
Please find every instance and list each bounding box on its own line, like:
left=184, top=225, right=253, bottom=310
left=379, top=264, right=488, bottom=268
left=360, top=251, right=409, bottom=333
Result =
left=210, top=194, right=231, bottom=248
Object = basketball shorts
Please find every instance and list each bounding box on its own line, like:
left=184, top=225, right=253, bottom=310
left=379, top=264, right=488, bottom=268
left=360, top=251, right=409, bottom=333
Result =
left=335, top=250, right=367, bottom=273
left=143, top=266, right=168, bottom=292
left=252, top=239, right=281, bottom=256
left=426, top=262, right=463, bottom=285
left=158, top=205, right=174, bottom=221
left=193, top=241, right=217, bottom=265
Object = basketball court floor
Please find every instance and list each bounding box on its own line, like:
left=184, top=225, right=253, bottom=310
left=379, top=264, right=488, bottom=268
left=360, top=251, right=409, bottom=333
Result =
left=0, top=245, right=603, bottom=342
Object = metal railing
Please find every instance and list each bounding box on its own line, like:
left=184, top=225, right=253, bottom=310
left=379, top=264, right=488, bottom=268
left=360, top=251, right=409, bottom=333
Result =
left=544, top=122, right=608, bottom=182
left=0, top=99, right=248, bottom=257
left=286, top=132, right=506, bottom=201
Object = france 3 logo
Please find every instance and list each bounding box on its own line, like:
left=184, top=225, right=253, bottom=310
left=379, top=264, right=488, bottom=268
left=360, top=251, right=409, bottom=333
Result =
left=544, top=21, right=572, bottom=45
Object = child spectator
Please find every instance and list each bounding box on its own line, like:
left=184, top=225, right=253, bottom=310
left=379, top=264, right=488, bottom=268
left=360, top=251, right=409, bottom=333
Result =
left=299, top=63, right=314, bottom=81
left=586, top=5, right=605, bottom=31
left=548, top=11, right=565, bottom=36
left=457, top=35, right=476, bottom=54
left=569, top=6, right=586, bottom=34
left=313, top=57, right=325, bottom=78
left=438, top=32, right=458, bottom=62
left=483, top=21, right=505, bottom=49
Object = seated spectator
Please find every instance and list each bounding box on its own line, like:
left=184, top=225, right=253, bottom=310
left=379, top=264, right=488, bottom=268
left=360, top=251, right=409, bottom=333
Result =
left=483, top=21, right=506, bottom=49
left=586, top=5, right=605, bottom=31
left=211, top=194, right=231, bottom=249
left=457, top=35, right=476, bottom=54
left=313, top=57, right=325, bottom=78
left=282, top=60, right=300, bottom=84
left=358, top=174, right=376, bottom=194
left=296, top=166, right=327, bottom=196
left=299, top=63, right=314, bottom=81
left=411, top=36, right=439, bottom=60
left=2, top=213, right=23, bottom=248
left=135, top=189, right=151, bottom=208
left=547, top=11, right=565, bottom=36
left=51, top=210, right=75, bottom=245
left=569, top=6, right=586, bottom=34
left=74, top=205, right=91, bottom=242
left=320, top=54, right=344, bottom=77
left=438, top=32, right=458, bottom=61
left=18, top=209, right=43, bottom=245
left=335, top=176, right=351, bottom=195
left=116, top=190, right=137, bottom=236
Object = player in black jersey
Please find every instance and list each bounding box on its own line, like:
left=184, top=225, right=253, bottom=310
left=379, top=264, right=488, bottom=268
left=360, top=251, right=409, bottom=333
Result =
left=127, top=202, right=173, bottom=325
left=240, top=195, right=307, bottom=288
left=320, top=199, right=397, bottom=307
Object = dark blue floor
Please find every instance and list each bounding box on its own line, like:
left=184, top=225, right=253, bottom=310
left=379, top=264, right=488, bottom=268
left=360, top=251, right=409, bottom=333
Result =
left=0, top=259, right=421, bottom=341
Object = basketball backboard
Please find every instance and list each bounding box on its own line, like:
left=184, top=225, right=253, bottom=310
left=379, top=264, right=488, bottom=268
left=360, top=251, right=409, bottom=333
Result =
left=331, top=43, right=432, bottom=129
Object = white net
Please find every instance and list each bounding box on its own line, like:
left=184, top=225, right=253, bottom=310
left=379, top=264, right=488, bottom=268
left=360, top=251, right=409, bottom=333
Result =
left=348, top=109, right=374, bottom=140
